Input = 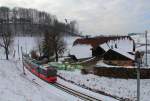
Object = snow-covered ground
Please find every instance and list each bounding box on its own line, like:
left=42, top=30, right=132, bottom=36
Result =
left=0, top=36, right=84, bottom=101
left=57, top=77, right=119, bottom=101
left=0, top=34, right=119, bottom=101
left=1, top=35, right=150, bottom=101
left=0, top=60, right=83, bottom=101
left=58, top=70, right=150, bottom=101
left=0, top=35, right=83, bottom=101
left=0, top=36, right=79, bottom=60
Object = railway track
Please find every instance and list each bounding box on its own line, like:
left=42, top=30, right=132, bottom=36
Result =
left=53, top=83, right=102, bottom=101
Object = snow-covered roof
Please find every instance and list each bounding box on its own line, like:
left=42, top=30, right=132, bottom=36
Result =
left=70, top=44, right=92, bottom=59
left=110, top=48, right=134, bottom=60
left=100, top=43, right=110, bottom=51
left=100, top=38, right=134, bottom=52
left=73, top=36, right=133, bottom=48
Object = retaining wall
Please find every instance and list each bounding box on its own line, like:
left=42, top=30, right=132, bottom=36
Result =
left=93, top=67, right=150, bottom=79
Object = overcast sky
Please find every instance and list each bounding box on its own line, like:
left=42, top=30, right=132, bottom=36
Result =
left=0, top=0, right=150, bottom=35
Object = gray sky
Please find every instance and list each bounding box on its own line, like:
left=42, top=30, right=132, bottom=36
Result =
left=0, top=0, right=150, bottom=35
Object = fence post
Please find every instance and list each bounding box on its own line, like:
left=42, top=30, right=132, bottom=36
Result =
left=21, top=46, right=26, bottom=75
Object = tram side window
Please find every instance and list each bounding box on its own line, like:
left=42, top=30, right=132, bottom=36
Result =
left=47, top=69, right=57, bottom=77
left=31, top=63, right=38, bottom=69
left=35, top=67, right=39, bottom=73
left=39, top=68, right=47, bottom=76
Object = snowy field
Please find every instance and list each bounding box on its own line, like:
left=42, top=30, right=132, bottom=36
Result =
left=0, top=36, right=38, bottom=60
left=0, top=36, right=79, bottom=60
left=58, top=70, right=150, bottom=101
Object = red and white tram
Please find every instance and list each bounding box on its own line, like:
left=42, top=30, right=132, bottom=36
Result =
left=23, top=56, right=57, bottom=83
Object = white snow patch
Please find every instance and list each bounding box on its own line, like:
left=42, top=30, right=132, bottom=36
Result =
left=101, top=38, right=134, bottom=52
left=111, top=48, right=134, bottom=60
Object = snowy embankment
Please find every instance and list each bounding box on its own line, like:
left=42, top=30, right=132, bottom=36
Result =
left=58, top=70, right=150, bottom=101
left=57, top=77, right=119, bottom=101
left=0, top=36, right=85, bottom=101
left=0, top=60, right=82, bottom=101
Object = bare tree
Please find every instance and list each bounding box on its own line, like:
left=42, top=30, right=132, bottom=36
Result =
left=50, top=20, right=66, bottom=61
left=42, top=20, right=66, bottom=61
left=0, top=7, right=14, bottom=60
left=35, top=34, right=43, bottom=56
left=0, top=32, right=13, bottom=60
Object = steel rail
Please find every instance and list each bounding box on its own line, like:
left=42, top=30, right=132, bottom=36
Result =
left=53, top=83, right=102, bottom=101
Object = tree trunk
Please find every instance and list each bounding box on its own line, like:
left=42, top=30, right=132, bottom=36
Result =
left=55, top=49, right=58, bottom=62
left=5, top=48, right=9, bottom=60
left=55, top=52, right=58, bottom=62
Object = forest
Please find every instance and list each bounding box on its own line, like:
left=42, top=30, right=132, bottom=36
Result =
left=0, top=6, right=79, bottom=36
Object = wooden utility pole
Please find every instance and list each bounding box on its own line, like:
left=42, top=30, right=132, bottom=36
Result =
left=145, top=30, right=148, bottom=66
left=137, top=62, right=140, bottom=101
left=135, top=51, right=142, bottom=101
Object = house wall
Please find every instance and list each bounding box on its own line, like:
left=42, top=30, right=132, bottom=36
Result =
left=92, top=46, right=105, bottom=57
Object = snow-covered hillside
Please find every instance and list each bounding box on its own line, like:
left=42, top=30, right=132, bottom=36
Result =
left=0, top=36, right=84, bottom=101
left=0, top=60, right=82, bottom=101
